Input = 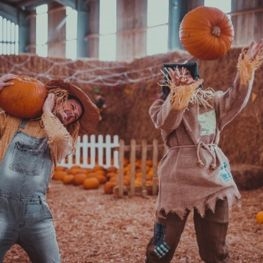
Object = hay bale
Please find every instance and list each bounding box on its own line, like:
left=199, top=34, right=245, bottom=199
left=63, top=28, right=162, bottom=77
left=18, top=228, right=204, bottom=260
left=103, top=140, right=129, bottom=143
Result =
left=231, top=164, right=263, bottom=190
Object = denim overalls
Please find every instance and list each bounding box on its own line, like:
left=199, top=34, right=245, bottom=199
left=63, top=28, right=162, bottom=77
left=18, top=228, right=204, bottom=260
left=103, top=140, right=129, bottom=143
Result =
left=0, top=121, right=60, bottom=263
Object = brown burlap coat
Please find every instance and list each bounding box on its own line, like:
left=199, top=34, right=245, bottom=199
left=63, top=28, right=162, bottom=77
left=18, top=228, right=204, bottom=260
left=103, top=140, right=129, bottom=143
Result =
left=149, top=74, right=254, bottom=219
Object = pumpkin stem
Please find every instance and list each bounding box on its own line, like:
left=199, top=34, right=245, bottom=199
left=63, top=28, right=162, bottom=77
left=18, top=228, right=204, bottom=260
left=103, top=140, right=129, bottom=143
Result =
left=211, top=26, right=221, bottom=37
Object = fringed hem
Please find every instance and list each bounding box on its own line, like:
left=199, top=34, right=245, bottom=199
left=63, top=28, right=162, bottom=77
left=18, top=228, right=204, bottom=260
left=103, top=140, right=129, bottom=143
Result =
left=156, top=189, right=241, bottom=220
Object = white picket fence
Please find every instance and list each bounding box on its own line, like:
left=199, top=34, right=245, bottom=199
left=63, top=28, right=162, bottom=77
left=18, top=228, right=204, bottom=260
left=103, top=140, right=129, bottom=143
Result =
left=59, top=134, right=120, bottom=168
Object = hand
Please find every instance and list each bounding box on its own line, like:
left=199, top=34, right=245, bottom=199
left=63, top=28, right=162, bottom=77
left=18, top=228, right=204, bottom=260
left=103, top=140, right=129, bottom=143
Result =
left=244, top=39, right=263, bottom=61
left=237, top=39, right=263, bottom=85
left=167, top=67, right=195, bottom=86
left=170, top=79, right=204, bottom=110
left=0, top=74, right=17, bottom=91
left=42, top=93, right=56, bottom=113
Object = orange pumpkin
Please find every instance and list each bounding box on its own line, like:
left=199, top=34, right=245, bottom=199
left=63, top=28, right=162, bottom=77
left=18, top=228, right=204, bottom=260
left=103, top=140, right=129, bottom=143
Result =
left=73, top=173, right=87, bottom=185
left=62, top=174, right=74, bottom=185
left=0, top=75, right=47, bottom=118
left=53, top=171, right=67, bottom=181
left=103, top=181, right=116, bottom=194
left=83, top=177, right=100, bottom=190
left=179, top=6, right=234, bottom=60
left=256, top=211, right=263, bottom=224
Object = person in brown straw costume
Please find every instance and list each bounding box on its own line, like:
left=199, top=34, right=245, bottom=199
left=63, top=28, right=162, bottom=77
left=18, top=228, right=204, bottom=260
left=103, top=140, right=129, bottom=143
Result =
left=145, top=39, right=263, bottom=263
left=0, top=76, right=100, bottom=263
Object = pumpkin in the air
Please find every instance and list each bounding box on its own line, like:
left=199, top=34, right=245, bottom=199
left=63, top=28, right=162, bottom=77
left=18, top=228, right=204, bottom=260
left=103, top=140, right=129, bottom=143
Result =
left=0, top=75, right=47, bottom=118
left=179, top=6, right=234, bottom=60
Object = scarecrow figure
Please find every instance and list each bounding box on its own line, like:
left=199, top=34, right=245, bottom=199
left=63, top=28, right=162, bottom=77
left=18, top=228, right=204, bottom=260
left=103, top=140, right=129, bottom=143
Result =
left=145, top=39, right=263, bottom=263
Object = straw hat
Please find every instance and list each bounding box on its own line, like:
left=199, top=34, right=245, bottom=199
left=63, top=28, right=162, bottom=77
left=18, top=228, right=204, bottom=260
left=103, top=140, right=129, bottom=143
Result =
left=45, top=80, right=100, bottom=134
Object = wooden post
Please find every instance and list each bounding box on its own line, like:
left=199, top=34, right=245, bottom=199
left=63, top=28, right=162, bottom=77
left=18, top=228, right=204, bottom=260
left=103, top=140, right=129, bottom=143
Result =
left=129, top=139, right=136, bottom=196
left=141, top=139, right=147, bottom=197
left=117, top=139, right=125, bottom=197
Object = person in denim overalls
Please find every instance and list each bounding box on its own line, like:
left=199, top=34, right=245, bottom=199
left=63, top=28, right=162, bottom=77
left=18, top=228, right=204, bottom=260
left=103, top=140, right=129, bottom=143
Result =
left=145, top=40, right=263, bottom=263
left=0, top=76, right=100, bottom=263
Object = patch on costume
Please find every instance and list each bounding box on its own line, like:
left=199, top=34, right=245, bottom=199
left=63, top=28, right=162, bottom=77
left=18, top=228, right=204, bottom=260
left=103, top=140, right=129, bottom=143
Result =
left=219, top=162, right=233, bottom=183
left=198, top=110, right=216, bottom=136
left=154, top=241, right=170, bottom=258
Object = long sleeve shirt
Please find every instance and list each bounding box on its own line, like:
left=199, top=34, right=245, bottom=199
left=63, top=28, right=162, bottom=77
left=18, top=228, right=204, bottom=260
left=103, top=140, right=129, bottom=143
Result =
left=0, top=111, right=74, bottom=167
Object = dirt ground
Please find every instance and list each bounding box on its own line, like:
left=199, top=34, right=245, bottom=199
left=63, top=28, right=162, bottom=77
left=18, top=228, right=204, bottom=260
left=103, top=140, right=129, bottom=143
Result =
left=3, top=181, right=263, bottom=263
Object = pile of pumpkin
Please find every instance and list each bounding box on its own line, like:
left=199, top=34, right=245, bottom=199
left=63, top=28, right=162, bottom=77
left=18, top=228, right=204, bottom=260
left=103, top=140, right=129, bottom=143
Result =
left=256, top=211, right=263, bottom=224
left=52, top=159, right=157, bottom=195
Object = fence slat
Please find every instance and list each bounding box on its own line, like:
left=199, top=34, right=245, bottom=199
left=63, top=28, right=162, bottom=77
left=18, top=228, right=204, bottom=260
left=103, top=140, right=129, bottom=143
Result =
left=113, top=135, right=120, bottom=168
left=74, top=136, right=81, bottom=166
left=141, top=140, right=147, bottom=197
left=82, top=135, right=88, bottom=167
left=97, top=135, right=104, bottom=166
left=129, top=139, right=136, bottom=196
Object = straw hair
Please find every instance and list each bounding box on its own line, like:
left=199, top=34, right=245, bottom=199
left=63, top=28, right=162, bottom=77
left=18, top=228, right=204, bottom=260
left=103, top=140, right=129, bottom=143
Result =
left=161, top=70, right=215, bottom=109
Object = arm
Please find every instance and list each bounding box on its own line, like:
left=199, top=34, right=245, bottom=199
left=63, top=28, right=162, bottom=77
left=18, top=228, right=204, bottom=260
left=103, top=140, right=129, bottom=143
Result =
left=0, top=111, right=6, bottom=138
left=41, top=93, right=74, bottom=164
left=149, top=98, right=185, bottom=133
left=0, top=74, right=17, bottom=136
left=149, top=78, right=203, bottom=133
left=216, top=39, right=263, bottom=130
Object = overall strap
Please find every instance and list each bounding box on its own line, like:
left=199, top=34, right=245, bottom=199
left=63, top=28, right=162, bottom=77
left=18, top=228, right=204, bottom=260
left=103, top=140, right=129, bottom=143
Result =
left=19, top=120, right=27, bottom=129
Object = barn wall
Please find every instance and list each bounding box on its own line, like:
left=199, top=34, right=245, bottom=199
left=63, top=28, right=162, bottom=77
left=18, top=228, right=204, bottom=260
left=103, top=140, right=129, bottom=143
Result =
left=231, top=0, right=263, bottom=46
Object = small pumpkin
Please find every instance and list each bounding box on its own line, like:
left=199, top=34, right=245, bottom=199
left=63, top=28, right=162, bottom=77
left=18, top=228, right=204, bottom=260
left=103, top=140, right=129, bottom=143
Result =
left=104, top=181, right=116, bottom=194
left=0, top=75, right=47, bottom=118
left=83, top=177, right=100, bottom=190
left=96, top=174, right=107, bottom=184
left=53, top=171, right=68, bottom=181
left=179, top=6, right=234, bottom=60
left=73, top=173, right=87, bottom=185
left=256, top=211, right=263, bottom=224
left=62, top=174, right=74, bottom=185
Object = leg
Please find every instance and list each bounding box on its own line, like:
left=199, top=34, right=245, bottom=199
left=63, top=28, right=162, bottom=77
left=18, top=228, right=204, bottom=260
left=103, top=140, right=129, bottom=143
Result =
left=0, top=219, right=17, bottom=262
left=194, top=199, right=230, bottom=263
left=145, top=211, right=189, bottom=263
left=0, top=197, right=18, bottom=262
left=19, top=218, right=60, bottom=263
left=18, top=199, right=60, bottom=263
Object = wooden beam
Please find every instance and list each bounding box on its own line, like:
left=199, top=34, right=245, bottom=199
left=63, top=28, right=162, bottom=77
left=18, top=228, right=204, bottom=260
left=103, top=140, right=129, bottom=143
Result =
left=229, top=7, right=263, bottom=16
left=53, top=0, right=76, bottom=9
left=76, top=0, right=89, bottom=57
left=18, top=11, right=30, bottom=53
left=17, top=0, right=51, bottom=10
left=168, top=0, right=188, bottom=50
left=0, top=2, right=19, bottom=23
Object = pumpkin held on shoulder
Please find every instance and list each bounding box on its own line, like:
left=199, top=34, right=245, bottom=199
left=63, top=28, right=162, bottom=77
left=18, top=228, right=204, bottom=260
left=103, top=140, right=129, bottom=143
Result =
left=0, top=75, right=47, bottom=119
